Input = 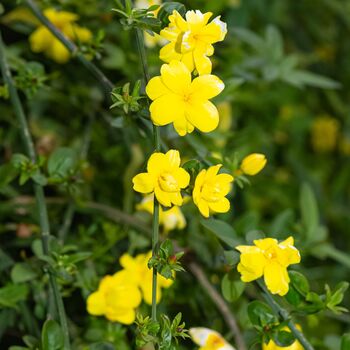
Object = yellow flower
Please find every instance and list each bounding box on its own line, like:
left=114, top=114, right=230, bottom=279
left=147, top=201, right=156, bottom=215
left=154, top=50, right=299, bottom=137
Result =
left=86, top=271, right=142, bottom=324
left=132, top=149, right=190, bottom=207
left=146, top=60, right=224, bottom=136
left=193, top=164, right=234, bottom=218
left=190, top=327, right=236, bottom=350
left=160, top=10, right=227, bottom=75
left=135, top=0, right=166, bottom=48
left=119, top=251, right=173, bottom=305
left=236, top=237, right=301, bottom=296
left=263, top=326, right=304, bottom=350
left=240, top=153, right=267, bottom=176
left=29, top=8, right=92, bottom=63
left=311, top=115, right=340, bottom=153
left=137, top=194, right=186, bottom=232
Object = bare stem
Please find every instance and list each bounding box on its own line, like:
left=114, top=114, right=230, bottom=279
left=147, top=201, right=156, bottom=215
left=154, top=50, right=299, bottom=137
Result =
left=257, top=280, right=314, bottom=350
left=0, top=32, right=70, bottom=349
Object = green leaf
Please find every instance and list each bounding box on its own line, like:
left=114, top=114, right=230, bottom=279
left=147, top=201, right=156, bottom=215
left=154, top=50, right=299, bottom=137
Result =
left=284, top=70, right=340, bottom=89
left=273, top=330, right=295, bottom=347
left=300, top=183, right=319, bottom=241
left=11, top=263, right=38, bottom=283
left=0, top=163, right=19, bottom=189
left=47, top=147, right=77, bottom=178
left=247, top=300, right=276, bottom=327
left=289, top=271, right=310, bottom=296
left=200, top=218, right=241, bottom=247
left=341, top=334, right=350, bottom=350
left=221, top=273, right=245, bottom=302
left=0, top=284, right=29, bottom=308
left=41, top=320, right=64, bottom=350
left=158, top=2, right=186, bottom=27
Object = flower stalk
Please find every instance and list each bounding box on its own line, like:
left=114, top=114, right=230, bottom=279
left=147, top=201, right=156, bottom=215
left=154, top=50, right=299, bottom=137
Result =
left=257, top=280, right=314, bottom=350
left=135, top=27, right=160, bottom=322
left=0, top=31, right=71, bottom=349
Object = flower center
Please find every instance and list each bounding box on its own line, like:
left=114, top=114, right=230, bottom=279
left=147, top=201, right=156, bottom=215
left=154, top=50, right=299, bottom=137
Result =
left=201, top=182, right=222, bottom=202
left=159, top=173, right=179, bottom=192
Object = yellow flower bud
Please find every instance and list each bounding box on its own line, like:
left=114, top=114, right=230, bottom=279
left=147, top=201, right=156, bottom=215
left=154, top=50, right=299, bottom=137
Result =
left=240, top=153, right=267, bottom=176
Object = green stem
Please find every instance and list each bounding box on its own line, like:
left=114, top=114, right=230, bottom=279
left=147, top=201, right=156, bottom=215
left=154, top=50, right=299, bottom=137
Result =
left=135, top=28, right=160, bottom=322
left=257, top=280, right=314, bottom=350
left=0, top=32, right=71, bottom=349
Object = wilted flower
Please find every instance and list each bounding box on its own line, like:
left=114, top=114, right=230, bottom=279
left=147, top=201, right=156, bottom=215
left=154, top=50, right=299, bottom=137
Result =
left=137, top=194, right=186, bottom=232
left=86, top=271, right=141, bottom=324
left=236, top=237, right=301, bottom=296
left=146, top=60, right=224, bottom=136
left=160, top=10, right=227, bottom=75
left=132, top=149, right=190, bottom=207
left=193, top=164, right=234, bottom=218
left=240, top=153, right=267, bottom=176
left=119, top=251, right=173, bottom=304
left=190, top=327, right=236, bottom=350
left=29, top=9, right=92, bottom=63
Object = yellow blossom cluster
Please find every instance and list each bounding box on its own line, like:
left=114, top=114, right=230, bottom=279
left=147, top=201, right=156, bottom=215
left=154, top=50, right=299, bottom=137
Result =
left=132, top=150, right=234, bottom=218
left=87, top=251, right=173, bottom=324
left=29, top=9, right=92, bottom=63
left=236, top=237, right=301, bottom=296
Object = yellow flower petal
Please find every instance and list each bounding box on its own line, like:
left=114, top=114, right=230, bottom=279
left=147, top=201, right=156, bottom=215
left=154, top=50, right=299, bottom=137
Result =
left=165, top=149, right=181, bottom=168
left=29, top=27, right=52, bottom=53
left=279, top=237, right=301, bottom=266
left=208, top=197, right=230, bottom=213
left=185, top=100, right=219, bottom=132
left=160, top=61, right=191, bottom=94
left=146, top=76, right=171, bottom=100
left=190, top=74, right=225, bottom=100
left=264, top=262, right=290, bottom=296
left=147, top=152, right=167, bottom=175
left=253, top=237, right=278, bottom=251
left=193, top=48, right=212, bottom=75
left=132, top=173, right=155, bottom=193
left=198, top=199, right=210, bottom=218
left=173, top=168, right=190, bottom=188
left=48, top=39, right=71, bottom=64
left=87, top=291, right=106, bottom=315
left=105, top=307, right=136, bottom=324
left=150, top=94, right=185, bottom=126
left=155, top=186, right=172, bottom=207
left=173, top=116, right=193, bottom=136
left=238, top=251, right=266, bottom=282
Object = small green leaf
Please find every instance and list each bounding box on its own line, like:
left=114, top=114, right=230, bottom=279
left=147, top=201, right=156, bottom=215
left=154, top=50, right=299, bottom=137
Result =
left=0, top=284, right=29, bottom=308
left=247, top=300, right=276, bottom=327
left=341, top=333, right=350, bottom=350
left=221, top=273, right=245, bottom=302
left=273, top=330, right=295, bottom=347
left=47, top=147, right=77, bottom=178
left=200, top=218, right=241, bottom=247
left=289, top=271, right=310, bottom=296
left=41, top=320, right=64, bottom=350
left=11, top=263, right=38, bottom=283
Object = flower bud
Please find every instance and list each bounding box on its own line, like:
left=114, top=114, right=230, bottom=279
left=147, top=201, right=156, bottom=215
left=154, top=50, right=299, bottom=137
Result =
left=240, top=153, right=267, bottom=176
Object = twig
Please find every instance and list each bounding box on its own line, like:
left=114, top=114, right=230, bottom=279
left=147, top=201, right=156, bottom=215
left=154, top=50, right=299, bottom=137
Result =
left=188, top=262, right=247, bottom=350
left=257, top=280, right=314, bottom=350
left=135, top=27, right=161, bottom=322
left=0, top=32, right=70, bottom=349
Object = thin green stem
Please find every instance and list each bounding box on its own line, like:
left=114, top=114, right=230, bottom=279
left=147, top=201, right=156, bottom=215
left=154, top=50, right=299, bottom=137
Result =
left=0, top=32, right=70, bottom=349
left=257, top=280, right=314, bottom=350
left=135, top=27, right=160, bottom=322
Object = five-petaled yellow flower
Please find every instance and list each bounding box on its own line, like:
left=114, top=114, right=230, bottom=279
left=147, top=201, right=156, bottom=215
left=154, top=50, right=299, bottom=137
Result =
left=160, top=10, right=227, bottom=75
left=132, top=149, right=190, bottom=207
left=193, top=164, right=234, bottom=218
left=146, top=60, right=224, bottom=136
left=86, top=271, right=141, bottom=324
left=240, top=153, right=267, bottom=176
left=137, top=194, right=186, bottom=232
left=263, top=325, right=303, bottom=350
left=236, top=237, right=301, bottom=296
left=119, top=251, right=173, bottom=304
left=190, top=327, right=236, bottom=350
left=29, top=8, right=92, bottom=63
